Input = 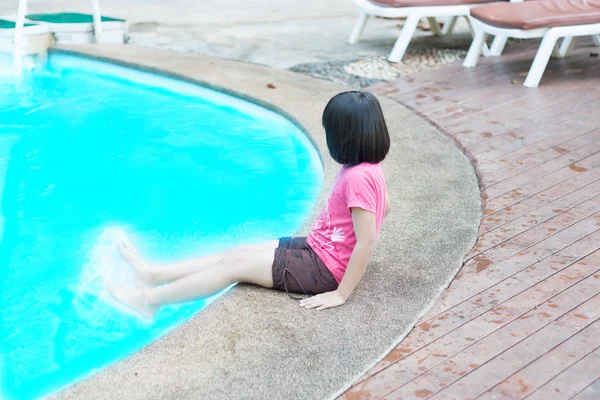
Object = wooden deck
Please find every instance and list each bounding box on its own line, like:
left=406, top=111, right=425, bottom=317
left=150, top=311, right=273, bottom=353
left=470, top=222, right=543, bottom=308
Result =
left=343, top=38, right=600, bottom=399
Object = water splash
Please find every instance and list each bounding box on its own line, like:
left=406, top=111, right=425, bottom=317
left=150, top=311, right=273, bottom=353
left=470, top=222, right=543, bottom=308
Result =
left=74, top=225, right=145, bottom=327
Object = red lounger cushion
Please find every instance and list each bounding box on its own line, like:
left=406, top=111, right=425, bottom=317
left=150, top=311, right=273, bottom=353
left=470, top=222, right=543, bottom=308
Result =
left=373, top=0, right=498, bottom=7
left=471, top=0, right=600, bottom=30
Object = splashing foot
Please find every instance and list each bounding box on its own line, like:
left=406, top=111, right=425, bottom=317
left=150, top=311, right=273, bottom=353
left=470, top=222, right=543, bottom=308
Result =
left=107, top=283, right=158, bottom=320
left=118, top=242, right=157, bottom=289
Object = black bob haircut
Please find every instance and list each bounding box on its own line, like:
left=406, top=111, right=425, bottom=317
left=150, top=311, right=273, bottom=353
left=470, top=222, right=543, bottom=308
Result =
left=322, top=91, right=390, bottom=167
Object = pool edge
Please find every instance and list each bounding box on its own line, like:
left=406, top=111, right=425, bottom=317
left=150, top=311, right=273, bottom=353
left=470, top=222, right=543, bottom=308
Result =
left=47, top=44, right=483, bottom=400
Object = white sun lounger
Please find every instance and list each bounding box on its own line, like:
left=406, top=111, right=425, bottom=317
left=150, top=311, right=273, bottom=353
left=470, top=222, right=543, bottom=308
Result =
left=463, top=0, right=600, bottom=88
left=10, top=0, right=107, bottom=73
left=347, top=0, right=514, bottom=63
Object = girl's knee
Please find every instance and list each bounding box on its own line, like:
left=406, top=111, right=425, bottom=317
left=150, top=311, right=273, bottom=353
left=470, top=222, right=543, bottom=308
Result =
left=224, top=250, right=272, bottom=285
left=233, top=244, right=253, bottom=254
left=223, top=251, right=247, bottom=280
left=222, top=246, right=246, bottom=263
left=226, top=243, right=268, bottom=261
left=232, top=242, right=268, bottom=254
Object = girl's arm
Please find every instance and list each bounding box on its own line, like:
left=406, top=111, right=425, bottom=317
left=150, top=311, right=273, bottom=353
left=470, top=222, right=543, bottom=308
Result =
left=300, top=208, right=377, bottom=311
left=337, top=208, right=377, bottom=299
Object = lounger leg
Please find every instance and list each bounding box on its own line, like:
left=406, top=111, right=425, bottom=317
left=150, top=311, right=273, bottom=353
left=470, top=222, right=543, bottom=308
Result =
left=441, top=16, right=458, bottom=36
left=557, top=36, right=576, bottom=58
left=466, top=17, right=491, bottom=56
left=389, top=13, right=420, bottom=63
left=592, top=34, right=600, bottom=47
left=13, top=0, right=27, bottom=74
left=524, top=31, right=559, bottom=88
left=490, top=35, right=508, bottom=56
left=427, top=17, right=443, bottom=36
left=348, top=12, right=369, bottom=44
left=463, top=29, right=488, bottom=68
left=91, top=0, right=103, bottom=43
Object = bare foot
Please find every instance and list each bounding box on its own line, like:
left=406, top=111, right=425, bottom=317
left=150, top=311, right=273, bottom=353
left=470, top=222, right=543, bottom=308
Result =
left=107, top=283, right=158, bottom=320
left=118, top=242, right=156, bottom=289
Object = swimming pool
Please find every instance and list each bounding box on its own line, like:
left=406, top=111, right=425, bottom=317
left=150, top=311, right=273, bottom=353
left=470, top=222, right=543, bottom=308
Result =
left=0, top=54, right=322, bottom=399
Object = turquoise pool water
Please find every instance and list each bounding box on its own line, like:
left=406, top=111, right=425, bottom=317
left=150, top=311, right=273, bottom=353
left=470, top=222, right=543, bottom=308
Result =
left=0, top=54, right=322, bottom=399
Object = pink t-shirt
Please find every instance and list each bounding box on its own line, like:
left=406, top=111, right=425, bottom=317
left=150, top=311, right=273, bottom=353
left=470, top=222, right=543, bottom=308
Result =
left=307, top=162, right=387, bottom=283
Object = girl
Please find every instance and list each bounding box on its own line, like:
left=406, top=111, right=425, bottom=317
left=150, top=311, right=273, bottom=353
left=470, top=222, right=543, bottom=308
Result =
left=108, top=91, right=390, bottom=318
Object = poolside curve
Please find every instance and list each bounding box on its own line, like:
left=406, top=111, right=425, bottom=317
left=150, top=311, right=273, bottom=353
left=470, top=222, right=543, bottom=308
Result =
left=51, top=44, right=482, bottom=400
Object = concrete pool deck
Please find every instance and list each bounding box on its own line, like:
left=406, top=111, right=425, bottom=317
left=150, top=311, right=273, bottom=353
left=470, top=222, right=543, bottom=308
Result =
left=50, top=44, right=482, bottom=400
left=0, top=0, right=470, bottom=70
left=0, top=0, right=475, bottom=89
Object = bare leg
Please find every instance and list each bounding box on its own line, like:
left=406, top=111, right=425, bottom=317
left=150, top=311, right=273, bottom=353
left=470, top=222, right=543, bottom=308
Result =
left=108, top=243, right=278, bottom=319
left=118, top=240, right=279, bottom=287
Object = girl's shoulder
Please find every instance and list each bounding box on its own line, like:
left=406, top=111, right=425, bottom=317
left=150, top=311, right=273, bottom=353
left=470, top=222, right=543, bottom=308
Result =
left=345, top=162, right=385, bottom=178
left=343, top=163, right=386, bottom=187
